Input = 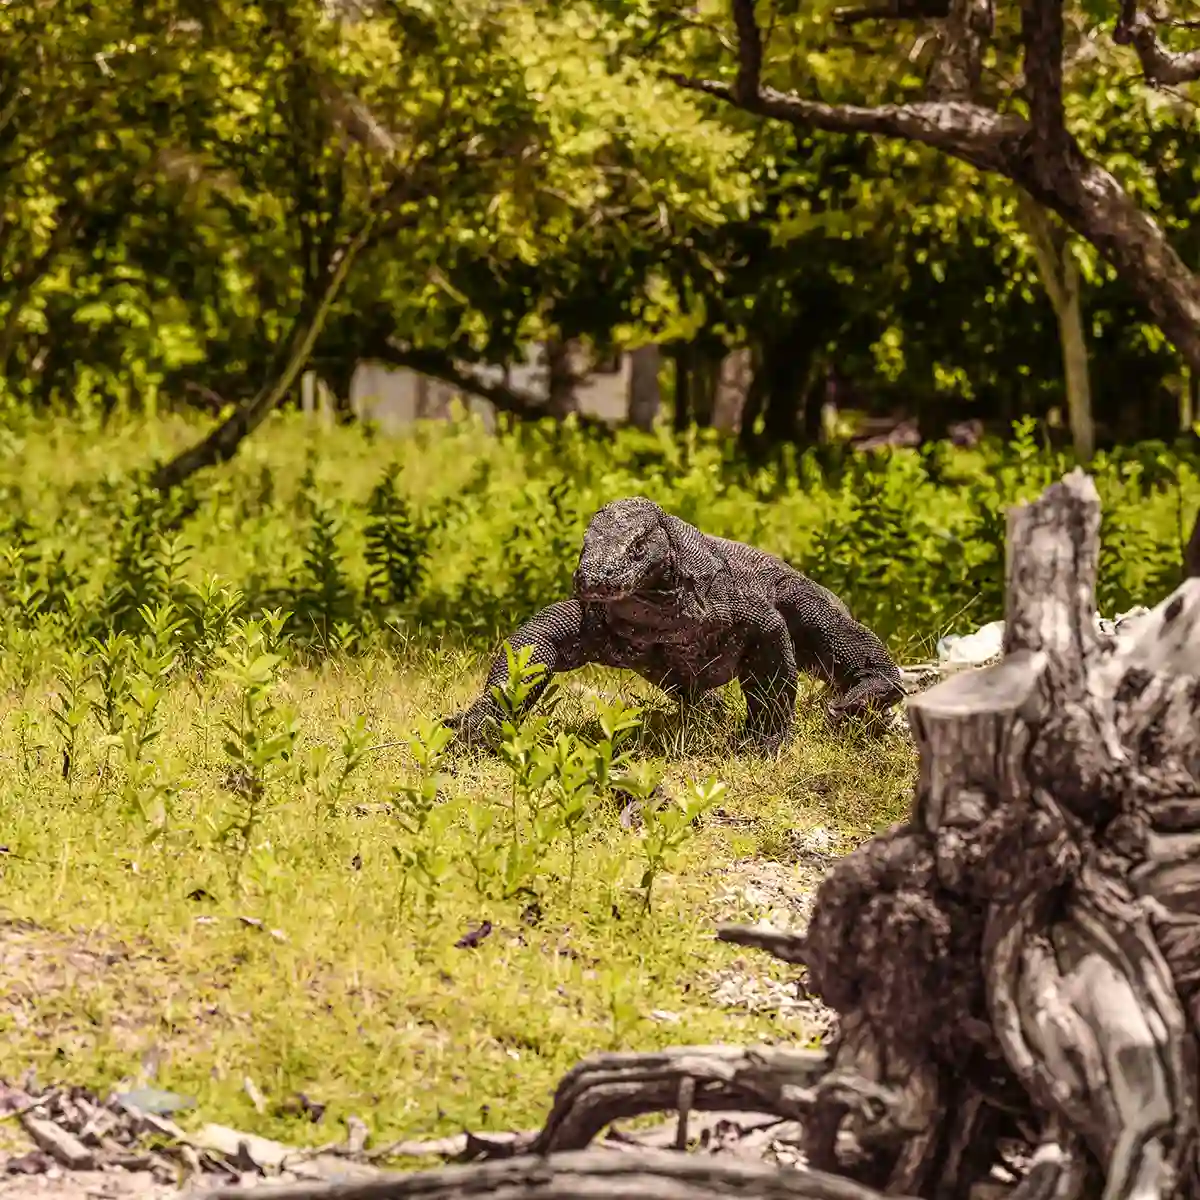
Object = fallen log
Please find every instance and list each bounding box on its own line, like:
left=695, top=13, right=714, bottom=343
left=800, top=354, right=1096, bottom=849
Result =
left=199, top=1145, right=914, bottom=1200
left=204, top=469, right=1200, bottom=1198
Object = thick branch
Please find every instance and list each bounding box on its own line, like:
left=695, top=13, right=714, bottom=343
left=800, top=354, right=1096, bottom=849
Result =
left=668, top=77, right=1022, bottom=173
left=1114, top=4, right=1200, bottom=84
left=150, top=214, right=377, bottom=492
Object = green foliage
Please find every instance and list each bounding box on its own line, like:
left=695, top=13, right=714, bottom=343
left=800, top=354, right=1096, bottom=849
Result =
left=212, top=611, right=299, bottom=891
left=364, top=463, right=430, bottom=613
left=0, top=411, right=1192, bottom=670
left=10, top=0, right=1196, bottom=452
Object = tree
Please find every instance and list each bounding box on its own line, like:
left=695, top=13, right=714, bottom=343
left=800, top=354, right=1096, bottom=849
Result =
left=588, top=0, right=1200, bottom=385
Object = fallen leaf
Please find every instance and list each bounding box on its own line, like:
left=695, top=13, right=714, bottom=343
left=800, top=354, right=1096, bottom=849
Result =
left=454, top=921, right=492, bottom=950
left=648, top=1009, right=682, bottom=1023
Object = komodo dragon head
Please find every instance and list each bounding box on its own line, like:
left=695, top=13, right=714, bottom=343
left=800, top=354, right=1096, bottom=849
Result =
left=572, top=497, right=722, bottom=617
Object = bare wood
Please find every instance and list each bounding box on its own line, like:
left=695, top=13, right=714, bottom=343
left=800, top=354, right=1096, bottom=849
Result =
left=197, top=1146, right=918, bottom=1200
left=716, top=922, right=809, bottom=963
left=528, top=1046, right=829, bottom=1153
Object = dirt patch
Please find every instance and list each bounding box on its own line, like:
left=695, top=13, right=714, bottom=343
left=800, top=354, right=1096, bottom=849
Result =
left=0, top=918, right=166, bottom=1052
left=0, top=1169, right=190, bottom=1199
left=703, top=836, right=835, bottom=1040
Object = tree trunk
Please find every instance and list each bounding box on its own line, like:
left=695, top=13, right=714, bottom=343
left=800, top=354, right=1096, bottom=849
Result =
left=543, top=337, right=581, bottom=419
left=738, top=326, right=819, bottom=457
left=690, top=349, right=719, bottom=428
left=711, top=347, right=752, bottom=432
left=670, top=344, right=692, bottom=433
left=627, top=344, right=662, bottom=431
left=669, top=342, right=719, bottom=430
left=150, top=216, right=376, bottom=493
left=1016, top=190, right=1095, bottom=461
left=1181, top=366, right=1197, bottom=437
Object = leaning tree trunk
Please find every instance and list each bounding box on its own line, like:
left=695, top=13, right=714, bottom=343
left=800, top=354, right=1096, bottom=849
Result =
left=209, top=470, right=1200, bottom=1200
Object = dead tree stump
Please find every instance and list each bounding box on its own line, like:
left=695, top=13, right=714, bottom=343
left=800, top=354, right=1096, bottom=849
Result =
left=205, top=470, right=1200, bottom=1199
left=796, top=469, right=1200, bottom=1198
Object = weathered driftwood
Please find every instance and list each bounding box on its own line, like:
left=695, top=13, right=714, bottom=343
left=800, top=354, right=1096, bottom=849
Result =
left=205, top=470, right=1200, bottom=1200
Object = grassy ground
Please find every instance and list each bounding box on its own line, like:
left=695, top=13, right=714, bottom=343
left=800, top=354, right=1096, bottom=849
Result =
left=15, top=407, right=1166, bottom=1159
left=0, top=649, right=916, bottom=1153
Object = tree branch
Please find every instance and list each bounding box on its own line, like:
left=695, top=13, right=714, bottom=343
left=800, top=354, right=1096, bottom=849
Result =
left=668, top=75, right=1023, bottom=172
left=370, top=342, right=615, bottom=433
left=671, top=2, right=1200, bottom=374
left=1114, top=2, right=1200, bottom=84
left=150, top=212, right=380, bottom=492
left=731, top=0, right=764, bottom=104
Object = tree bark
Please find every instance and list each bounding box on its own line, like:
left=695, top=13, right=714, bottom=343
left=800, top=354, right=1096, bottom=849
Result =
left=1016, top=191, right=1094, bottom=460
left=711, top=347, right=753, bottom=432
left=794, top=470, right=1200, bottom=1197
left=669, top=342, right=719, bottom=430
left=543, top=337, right=582, bottom=419
left=202, top=1146, right=913, bottom=1200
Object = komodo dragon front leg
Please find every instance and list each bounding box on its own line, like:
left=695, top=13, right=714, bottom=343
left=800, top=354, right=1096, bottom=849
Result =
left=737, top=608, right=800, bottom=756
left=445, top=600, right=602, bottom=747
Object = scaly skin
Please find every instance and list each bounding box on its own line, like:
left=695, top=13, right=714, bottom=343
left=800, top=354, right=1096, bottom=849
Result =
left=446, top=497, right=905, bottom=755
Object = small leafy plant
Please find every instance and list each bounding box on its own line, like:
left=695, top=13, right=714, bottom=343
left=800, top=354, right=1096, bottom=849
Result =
left=210, top=610, right=298, bottom=891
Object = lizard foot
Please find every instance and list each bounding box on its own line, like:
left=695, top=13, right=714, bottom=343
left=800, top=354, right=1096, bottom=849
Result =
left=442, top=710, right=501, bottom=757
left=736, top=727, right=793, bottom=760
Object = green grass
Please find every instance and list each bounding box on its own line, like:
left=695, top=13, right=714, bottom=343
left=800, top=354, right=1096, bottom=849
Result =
left=0, top=649, right=915, bottom=1151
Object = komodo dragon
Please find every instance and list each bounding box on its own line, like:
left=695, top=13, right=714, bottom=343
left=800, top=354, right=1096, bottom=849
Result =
left=446, top=496, right=905, bottom=754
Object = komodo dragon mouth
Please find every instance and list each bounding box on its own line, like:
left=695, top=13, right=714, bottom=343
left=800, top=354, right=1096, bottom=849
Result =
left=573, top=582, right=678, bottom=603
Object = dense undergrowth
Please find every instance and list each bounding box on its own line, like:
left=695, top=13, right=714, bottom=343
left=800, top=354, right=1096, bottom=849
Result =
left=0, top=406, right=1193, bottom=1148
left=0, top=408, right=1191, bottom=665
